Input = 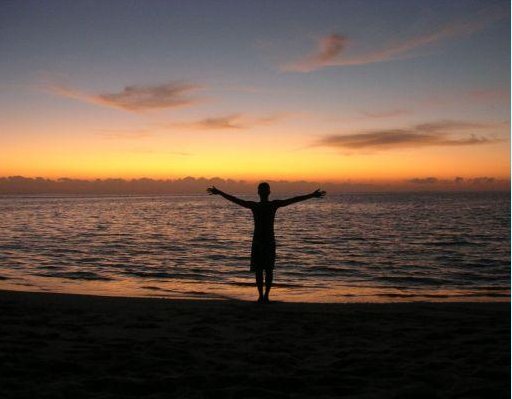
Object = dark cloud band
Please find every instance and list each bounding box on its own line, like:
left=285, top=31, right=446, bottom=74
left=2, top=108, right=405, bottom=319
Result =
left=317, top=120, right=500, bottom=150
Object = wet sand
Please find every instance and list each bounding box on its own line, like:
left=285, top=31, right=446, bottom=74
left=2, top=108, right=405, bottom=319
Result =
left=0, top=290, right=509, bottom=398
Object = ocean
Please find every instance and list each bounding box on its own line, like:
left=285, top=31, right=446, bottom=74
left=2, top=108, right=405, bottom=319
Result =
left=0, top=192, right=509, bottom=302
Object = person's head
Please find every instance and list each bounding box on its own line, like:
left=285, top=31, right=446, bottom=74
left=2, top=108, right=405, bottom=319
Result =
left=258, top=182, right=270, bottom=199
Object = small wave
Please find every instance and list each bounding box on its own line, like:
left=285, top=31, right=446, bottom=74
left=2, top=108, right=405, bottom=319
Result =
left=374, top=293, right=451, bottom=298
left=0, top=244, right=24, bottom=250
left=307, top=266, right=365, bottom=276
left=229, top=281, right=306, bottom=288
left=140, top=285, right=175, bottom=293
left=376, top=291, right=510, bottom=298
left=461, top=291, right=510, bottom=298
left=13, top=282, right=36, bottom=287
left=206, top=254, right=227, bottom=260
left=124, top=270, right=210, bottom=280
left=37, top=265, right=65, bottom=270
left=144, top=293, right=176, bottom=298
left=377, top=276, right=448, bottom=286
left=164, top=245, right=187, bottom=252
left=31, top=271, right=113, bottom=281
left=429, top=239, right=482, bottom=247
left=75, top=257, right=104, bottom=263
left=182, top=290, right=210, bottom=295
left=49, top=248, right=84, bottom=254
left=101, top=243, right=127, bottom=250
left=200, top=243, right=232, bottom=250
left=472, top=285, right=510, bottom=291
left=190, top=237, right=212, bottom=242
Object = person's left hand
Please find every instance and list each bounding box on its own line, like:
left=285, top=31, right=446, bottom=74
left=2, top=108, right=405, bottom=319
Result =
left=312, top=189, right=326, bottom=198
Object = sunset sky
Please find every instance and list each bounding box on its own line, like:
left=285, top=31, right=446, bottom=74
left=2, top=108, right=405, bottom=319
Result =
left=1, top=0, right=510, bottom=184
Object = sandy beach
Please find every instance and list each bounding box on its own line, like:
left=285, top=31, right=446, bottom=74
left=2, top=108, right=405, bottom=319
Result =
left=0, top=290, right=509, bottom=399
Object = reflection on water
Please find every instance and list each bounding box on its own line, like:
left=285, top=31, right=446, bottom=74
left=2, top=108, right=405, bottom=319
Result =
left=0, top=192, right=509, bottom=302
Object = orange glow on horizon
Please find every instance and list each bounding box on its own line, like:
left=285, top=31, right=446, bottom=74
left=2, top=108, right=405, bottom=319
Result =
left=2, top=131, right=509, bottom=183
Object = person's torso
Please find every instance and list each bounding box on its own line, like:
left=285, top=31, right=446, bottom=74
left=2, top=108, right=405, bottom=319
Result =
left=251, top=201, right=277, bottom=242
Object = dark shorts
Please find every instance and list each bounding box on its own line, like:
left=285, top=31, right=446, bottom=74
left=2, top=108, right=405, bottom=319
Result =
left=250, top=240, right=276, bottom=272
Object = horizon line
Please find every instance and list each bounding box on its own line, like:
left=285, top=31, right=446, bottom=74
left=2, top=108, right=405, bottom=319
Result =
left=1, top=174, right=510, bottom=183
left=0, top=175, right=509, bottom=195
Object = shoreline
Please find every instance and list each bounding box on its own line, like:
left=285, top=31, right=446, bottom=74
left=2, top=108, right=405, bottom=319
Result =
left=3, top=286, right=510, bottom=304
left=0, top=289, right=509, bottom=398
left=1, top=283, right=509, bottom=304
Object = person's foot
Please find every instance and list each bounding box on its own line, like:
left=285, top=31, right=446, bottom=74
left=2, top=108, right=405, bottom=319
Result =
left=257, top=297, right=264, bottom=304
left=263, top=296, right=270, bottom=303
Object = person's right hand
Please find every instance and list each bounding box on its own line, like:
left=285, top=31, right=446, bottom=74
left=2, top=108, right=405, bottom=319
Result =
left=312, top=189, right=326, bottom=198
left=207, top=186, right=220, bottom=195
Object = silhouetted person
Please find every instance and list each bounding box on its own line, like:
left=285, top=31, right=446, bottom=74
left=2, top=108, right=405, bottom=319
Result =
left=207, top=183, right=326, bottom=303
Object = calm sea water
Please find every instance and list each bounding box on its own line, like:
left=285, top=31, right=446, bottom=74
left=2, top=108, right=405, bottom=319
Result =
left=0, top=192, right=509, bottom=302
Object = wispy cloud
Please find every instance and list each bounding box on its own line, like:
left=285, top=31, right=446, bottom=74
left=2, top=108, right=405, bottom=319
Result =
left=167, top=113, right=288, bottom=131
left=358, top=108, right=412, bottom=119
left=467, top=88, right=509, bottom=103
left=283, top=34, right=347, bottom=72
left=193, top=114, right=246, bottom=130
left=317, top=120, right=500, bottom=151
left=215, top=85, right=281, bottom=95
left=419, top=87, right=509, bottom=109
left=283, top=6, right=504, bottom=72
left=96, top=129, right=154, bottom=139
left=348, top=87, right=507, bottom=118
left=48, top=81, right=203, bottom=112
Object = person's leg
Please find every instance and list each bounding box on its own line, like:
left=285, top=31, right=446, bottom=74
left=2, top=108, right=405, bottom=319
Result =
left=264, top=268, right=273, bottom=302
left=255, top=270, right=264, bottom=302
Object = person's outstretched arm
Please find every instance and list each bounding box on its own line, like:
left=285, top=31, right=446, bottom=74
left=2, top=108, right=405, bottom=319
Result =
left=275, top=189, right=326, bottom=208
left=207, top=186, right=254, bottom=208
